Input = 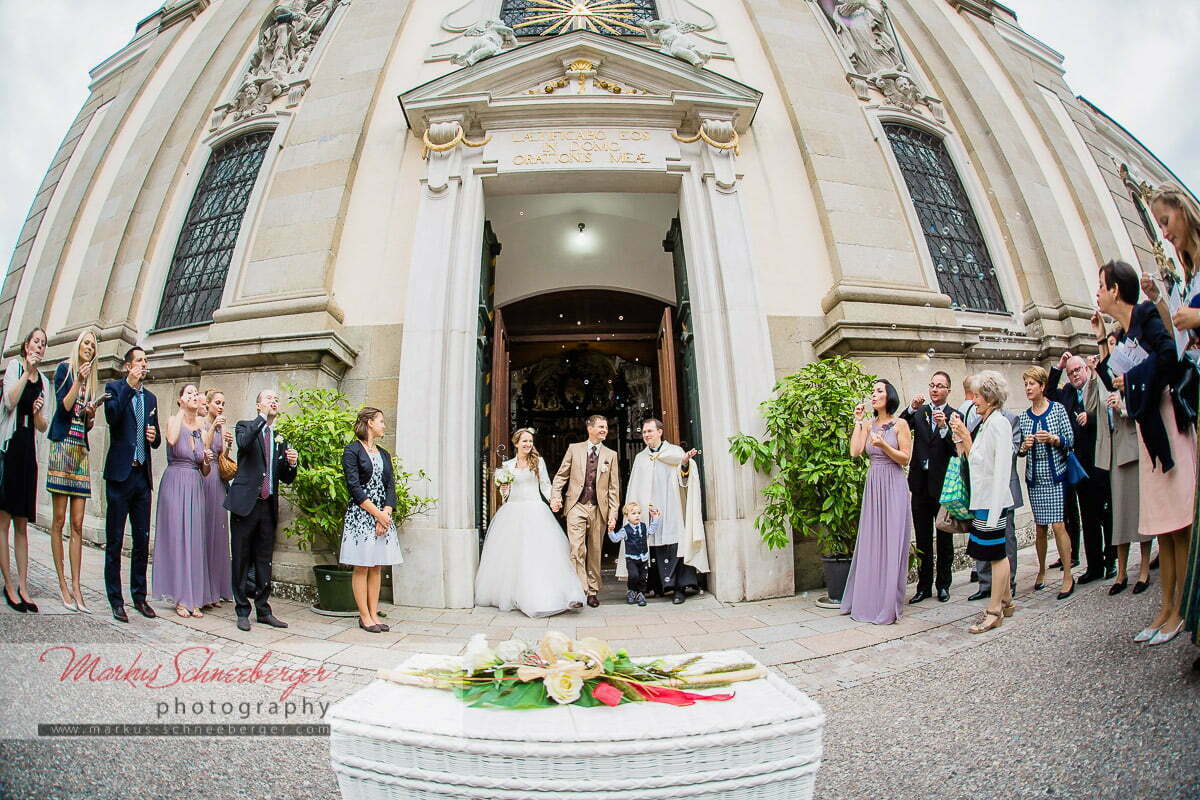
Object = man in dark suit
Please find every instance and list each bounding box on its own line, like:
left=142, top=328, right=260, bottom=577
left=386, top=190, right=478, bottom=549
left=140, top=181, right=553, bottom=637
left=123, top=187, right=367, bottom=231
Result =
left=900, top=371, right=956, bottom=603
left=1048, top=352, right=1111, bottom=582
left=225, top=389, right=298, bottom=631
left=103, top=346, right=160, bottom=623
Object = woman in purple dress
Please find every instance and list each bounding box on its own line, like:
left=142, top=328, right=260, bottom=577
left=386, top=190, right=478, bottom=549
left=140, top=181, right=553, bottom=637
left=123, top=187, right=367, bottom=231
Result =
left=842, top=379, right=913, bottom=625
left=152, top=384, right=215, bottom=617
left=200, top=389, right=233, bottom=607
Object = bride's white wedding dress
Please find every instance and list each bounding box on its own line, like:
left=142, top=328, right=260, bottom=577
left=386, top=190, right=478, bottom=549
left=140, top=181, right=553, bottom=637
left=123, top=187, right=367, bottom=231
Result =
left=475, top=458, right=585, bottom=617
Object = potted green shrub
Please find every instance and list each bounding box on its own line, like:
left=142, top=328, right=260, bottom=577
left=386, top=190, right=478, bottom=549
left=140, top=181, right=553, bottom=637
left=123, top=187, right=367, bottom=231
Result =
left=729, top=356, right=876, bottom=603
left=274, top=385, right=436, bottom=613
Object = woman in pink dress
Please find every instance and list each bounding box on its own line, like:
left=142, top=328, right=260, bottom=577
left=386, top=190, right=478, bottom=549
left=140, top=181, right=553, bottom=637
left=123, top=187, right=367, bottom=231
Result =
left=200, top=389, right=234, bottom=607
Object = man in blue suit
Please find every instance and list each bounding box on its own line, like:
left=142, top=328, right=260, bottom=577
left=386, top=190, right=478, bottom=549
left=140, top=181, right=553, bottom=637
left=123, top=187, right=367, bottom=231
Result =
left=103, top=346, right=160, bottom=623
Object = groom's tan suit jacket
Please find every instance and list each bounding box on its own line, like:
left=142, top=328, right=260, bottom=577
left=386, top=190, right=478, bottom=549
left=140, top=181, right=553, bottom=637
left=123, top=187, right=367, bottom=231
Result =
left=552, top=440, right=620, bottom=528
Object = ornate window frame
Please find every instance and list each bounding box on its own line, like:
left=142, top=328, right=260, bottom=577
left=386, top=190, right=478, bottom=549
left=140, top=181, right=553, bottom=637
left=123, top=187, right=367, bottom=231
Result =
left=1120, top=162, right=1178, bottom=272
left=140, top=117, right=291, bottom=340
left=867, top=108, right=1021, bottom=327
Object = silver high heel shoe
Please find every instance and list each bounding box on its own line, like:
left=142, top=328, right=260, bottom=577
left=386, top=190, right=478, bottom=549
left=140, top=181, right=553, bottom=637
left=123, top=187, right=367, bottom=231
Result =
left=1133, top=626, right=1160, bottom=643
left=1146, top=620, right=1184, bottom=646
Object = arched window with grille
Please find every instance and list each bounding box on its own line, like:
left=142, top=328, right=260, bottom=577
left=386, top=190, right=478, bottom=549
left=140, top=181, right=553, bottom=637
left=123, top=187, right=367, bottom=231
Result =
left=499, top=1, right=658, bottom=37
left=155, top=130, right=273, bottom=330
left=883, top=123, right=1007, bottom=314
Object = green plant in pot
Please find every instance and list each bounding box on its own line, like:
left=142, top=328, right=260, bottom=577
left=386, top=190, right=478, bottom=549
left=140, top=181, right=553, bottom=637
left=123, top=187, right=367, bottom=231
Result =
left=274, top=385, right=436, bottom=613
left=728, top=356, right=876, bottom=603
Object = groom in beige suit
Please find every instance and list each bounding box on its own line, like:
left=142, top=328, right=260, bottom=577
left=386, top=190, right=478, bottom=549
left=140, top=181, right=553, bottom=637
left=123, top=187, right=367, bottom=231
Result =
left=550, top=415, right=620, bottom=607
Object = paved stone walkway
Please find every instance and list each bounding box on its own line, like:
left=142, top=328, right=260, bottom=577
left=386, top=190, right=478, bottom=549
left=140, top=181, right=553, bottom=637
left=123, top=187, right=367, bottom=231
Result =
left=6, top=527, right=1132, bottom=699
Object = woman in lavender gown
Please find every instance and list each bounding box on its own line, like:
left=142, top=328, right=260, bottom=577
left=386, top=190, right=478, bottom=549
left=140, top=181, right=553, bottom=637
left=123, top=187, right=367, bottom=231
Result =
left=200, top=389, right=233, bottom=607
left=842, top=379, right=913, bottom=625
left=152, top=384, right=215, bottom=617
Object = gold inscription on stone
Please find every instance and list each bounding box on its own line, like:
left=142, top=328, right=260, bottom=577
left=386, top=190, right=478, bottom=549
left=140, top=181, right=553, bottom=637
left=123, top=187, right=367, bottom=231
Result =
left=510, top=129, right=652, bottom=166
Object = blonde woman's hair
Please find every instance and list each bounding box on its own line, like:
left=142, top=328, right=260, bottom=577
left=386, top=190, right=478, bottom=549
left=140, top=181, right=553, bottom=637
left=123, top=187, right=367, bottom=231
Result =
left=1150, top=185, right=1200, bottom=277
left=975, top=370, right=1009, bottom=408
left=68, top=328, right=99, bottom=402
left=1022, top=365, right=1048, bottom=387
left=511, top=427, right=540, bottom=471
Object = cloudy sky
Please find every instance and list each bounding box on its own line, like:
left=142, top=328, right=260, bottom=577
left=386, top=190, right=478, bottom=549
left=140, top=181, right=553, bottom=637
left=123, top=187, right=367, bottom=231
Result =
left=0, top=1, right=1197, bottom=263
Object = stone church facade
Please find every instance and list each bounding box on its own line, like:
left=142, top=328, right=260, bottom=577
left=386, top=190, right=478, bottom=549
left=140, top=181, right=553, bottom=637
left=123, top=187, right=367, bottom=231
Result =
left=1, top=0, right=1190, bottom=607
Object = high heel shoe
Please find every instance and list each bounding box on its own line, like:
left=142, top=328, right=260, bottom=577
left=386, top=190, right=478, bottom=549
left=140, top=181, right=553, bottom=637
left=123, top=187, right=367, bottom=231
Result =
left=1146, top=620, right=1184, bottom=646
left=17, top=592, right=37, bottom=613
left=969, top=611, right=1003, bottom=634
left=1056, top=578, right=1075, bottom=600
left=4, top=585, right=26, bottom=613
left=1133, top=626, right=1161, bottom=643
left=1108, top=580, right=1128, bottom=596
left=1033, top=572, right=1046, bottom=591
left=1132, top=579, right=1151, bottom=594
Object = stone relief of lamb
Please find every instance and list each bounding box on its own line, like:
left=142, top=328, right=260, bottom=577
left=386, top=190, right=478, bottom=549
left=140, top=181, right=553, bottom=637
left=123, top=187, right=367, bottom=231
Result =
left=452, top=18, right=518, bottom=67
left=641, top=18, right=710, bottom=68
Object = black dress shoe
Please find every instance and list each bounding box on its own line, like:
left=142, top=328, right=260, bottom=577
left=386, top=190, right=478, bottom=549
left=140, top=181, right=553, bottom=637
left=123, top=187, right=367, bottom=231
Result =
left=969, top=570, right=979, bottom=583
left=1077, top=572, right=1103, bottom=585
left=586, top=595, right=599, bottom=608
left=937, top=588, right=950, bottom=602
left=672, top=591, right=686, bottom=605
left=967, top=589, right=988, bottom=601
left=133, top=599, right=157, bottom=619
left=112, top=606, right=129, bottom=623
left=1050, top=559, right=1063, bottom=570
left=256, top=614, right=288, bottom=628
left=1104, top=565, right=1117, bottom=579
left=909, top=590, right=931, bottom=604
left=4, top=585, right=26, bottom=613
left=1132, top=580, right=1151, bottom=595
left=1108, top=580, right=1128, bottom=596
left=236, top=616, right=251, bottom=631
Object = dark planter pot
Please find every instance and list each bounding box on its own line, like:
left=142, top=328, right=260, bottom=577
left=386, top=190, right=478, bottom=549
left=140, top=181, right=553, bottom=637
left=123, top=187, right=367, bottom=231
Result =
left=820, top=554, right=854, bottom=603
left=312, top=564, right=357, bottom=613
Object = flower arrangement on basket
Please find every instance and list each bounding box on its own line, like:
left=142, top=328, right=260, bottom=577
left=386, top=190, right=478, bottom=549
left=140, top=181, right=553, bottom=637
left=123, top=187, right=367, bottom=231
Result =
left=378, top=632, right=767, bottom=709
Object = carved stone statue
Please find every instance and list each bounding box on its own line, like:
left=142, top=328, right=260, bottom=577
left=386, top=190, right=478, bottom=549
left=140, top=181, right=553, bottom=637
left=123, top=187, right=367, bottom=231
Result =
left=231, top=1, right=341, bottom=120
left=833, top=0, right=904, bottom=76
left=451, top=18, right=517, bottom=67
left=641, top=19, right=710, bottom=68
left=877, top=72, right=920, bottom=110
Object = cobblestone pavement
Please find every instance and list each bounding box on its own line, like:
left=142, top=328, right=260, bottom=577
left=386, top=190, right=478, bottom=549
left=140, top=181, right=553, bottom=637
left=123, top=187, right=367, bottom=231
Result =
left=1, top=530, right=1195, bottom=798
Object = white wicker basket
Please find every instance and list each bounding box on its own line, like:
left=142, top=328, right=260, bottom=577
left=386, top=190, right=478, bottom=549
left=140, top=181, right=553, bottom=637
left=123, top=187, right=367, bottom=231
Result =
left=327, top=650, right=824, bottom=800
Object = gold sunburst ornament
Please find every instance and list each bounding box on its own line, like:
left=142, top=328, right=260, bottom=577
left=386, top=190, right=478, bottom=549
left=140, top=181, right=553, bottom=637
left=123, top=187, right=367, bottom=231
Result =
left=514, top=1, right=646, bottom=36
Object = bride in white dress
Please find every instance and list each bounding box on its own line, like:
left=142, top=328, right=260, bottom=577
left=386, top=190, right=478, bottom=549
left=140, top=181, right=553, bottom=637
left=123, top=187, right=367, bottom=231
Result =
left=475, top=428, right=585, bottom=617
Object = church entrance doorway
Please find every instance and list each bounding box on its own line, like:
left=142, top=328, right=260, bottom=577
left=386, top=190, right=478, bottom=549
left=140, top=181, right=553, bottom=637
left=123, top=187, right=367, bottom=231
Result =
left=476, top=195, right=702, bottom=547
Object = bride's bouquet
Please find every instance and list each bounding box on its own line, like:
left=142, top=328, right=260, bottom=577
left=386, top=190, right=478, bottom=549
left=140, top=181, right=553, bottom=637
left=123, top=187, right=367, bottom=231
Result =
left=378, top=631, right=765, bottom=709
left=493, top=466, right=515, bottom=487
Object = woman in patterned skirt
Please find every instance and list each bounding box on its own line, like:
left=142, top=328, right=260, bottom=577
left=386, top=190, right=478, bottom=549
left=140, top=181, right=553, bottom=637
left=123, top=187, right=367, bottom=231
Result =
left=340, top=407, right=403, bottom=633
left=46, top=329, right=101, bottom=613
left=1017, top=365, right=1076, bottom=599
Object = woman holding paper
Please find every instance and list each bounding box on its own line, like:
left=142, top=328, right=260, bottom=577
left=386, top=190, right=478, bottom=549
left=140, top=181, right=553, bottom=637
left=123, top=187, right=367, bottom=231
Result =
left=1096, top=259, right=1194, bottom=647
left=1144, top=186, right=1200, bottom=668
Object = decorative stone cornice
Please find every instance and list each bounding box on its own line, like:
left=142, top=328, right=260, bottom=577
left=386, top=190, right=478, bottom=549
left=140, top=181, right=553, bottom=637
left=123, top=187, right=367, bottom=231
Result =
left=181, top=330, right=358, bottom=380
left=400, top=30, right=761, bottom=138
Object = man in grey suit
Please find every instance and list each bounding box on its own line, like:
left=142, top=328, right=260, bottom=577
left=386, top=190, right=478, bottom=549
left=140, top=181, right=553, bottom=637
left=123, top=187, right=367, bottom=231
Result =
left=971, top=409, right=1023, bottom=599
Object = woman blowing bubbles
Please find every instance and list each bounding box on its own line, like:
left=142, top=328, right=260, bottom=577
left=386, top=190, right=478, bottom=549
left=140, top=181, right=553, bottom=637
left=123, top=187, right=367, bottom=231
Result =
left=842, top=379, right=912, bottom=625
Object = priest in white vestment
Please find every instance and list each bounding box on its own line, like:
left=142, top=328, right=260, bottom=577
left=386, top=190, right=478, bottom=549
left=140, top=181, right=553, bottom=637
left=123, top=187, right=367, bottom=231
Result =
left=620, top=418, right=709, bottom=603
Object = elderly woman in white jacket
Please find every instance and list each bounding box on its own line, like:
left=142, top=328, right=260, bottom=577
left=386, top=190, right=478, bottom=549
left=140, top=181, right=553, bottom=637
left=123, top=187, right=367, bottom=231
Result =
left=950, top=370, right=1017, bottom=634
